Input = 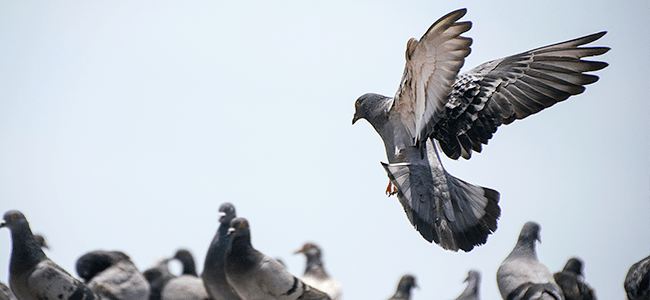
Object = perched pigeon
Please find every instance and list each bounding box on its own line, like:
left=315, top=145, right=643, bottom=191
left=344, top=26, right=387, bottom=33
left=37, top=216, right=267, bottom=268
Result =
left=76, top=250, right=151, bottom=300
left=161, top=249, right=210, bottom=300
left=624, top=255, right=649, bottom=300
left=387, top=274, right=418, bottom=300
left=294, top=242, right=342, bottom=300
left=0, top=210, right=97, bottom=300
left=33, top=234, right=49, bottom=250
left=351, top=8, right=609, bottom=251
left=496, top=222, right=564, bottom=300
left=225, top=218, right=331, bottom=300
left=553, top=258, right=595, bottom=300
left=455, top=270, right=481, bottom=300
left=143, top=258, right=176, bottom=300
left=202, top=203, right=242, bottom=300
left=0, top=282, right=16, bottom=300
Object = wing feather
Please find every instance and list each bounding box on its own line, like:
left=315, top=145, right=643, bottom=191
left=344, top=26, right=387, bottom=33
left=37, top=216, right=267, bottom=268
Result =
left=393, top=8, right=472, bottom=144
left=434, top=31, right=609, bottom=159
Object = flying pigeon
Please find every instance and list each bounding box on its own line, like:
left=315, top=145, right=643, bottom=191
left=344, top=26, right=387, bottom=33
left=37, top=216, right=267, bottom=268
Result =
left=624, top=255, right=649, bottom=300
left=202, top=203, right=242, bottom=300
left=387, top=274, right=417, bottom=300
left=0, top=282, right=16, bottom=300
left=496, top=221, right=564, bottom=300
left=351, top=8, right=609, bottom=251
left=552, top=258, right=595, bottom=300
left=294, top=242, right=342, bottom=300
left=161, top=249, right=210, bottom=300
left=142, top=258, right=176, bottom=300
left=225, top=217, right=331, bottom=300
left=0, top=210, right=97, bottom=300
left=455, top=270, right=481, bottom=300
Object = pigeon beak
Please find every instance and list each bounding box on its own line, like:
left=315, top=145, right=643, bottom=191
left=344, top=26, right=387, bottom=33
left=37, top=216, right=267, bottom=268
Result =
left=352, top=114, right=360, bottom=125
left=227, top=227, right=236, bottom=235
left=0, top=220, right=5, bottom=228
left=218, top=212, right=226, bottom=222
left=293, top=248, right=304, bottom=255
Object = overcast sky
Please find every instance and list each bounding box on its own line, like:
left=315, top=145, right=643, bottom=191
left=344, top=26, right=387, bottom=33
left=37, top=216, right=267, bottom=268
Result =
left=1, top=1, right=648, bottom=299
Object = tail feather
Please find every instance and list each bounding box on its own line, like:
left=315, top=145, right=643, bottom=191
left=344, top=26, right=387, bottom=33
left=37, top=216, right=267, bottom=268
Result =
left=381, top=160, right=500, bottom=252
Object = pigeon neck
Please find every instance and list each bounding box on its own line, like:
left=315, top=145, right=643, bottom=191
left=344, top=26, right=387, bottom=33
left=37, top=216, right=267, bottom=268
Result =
left=179, top=255, right=198, bottom=276
left=510, top=240, right=538, bottom=260
left=304, top=255, right=328, bottom=278
left=228, top=234, right=259, bottom=272
left=9, top=223, right=46, bottom=277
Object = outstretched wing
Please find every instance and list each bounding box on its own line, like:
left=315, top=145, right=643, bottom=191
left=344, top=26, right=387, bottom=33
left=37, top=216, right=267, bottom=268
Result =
left=434, top=32, right=610, bottom=160
left=392, top=8, right=472, bottom=144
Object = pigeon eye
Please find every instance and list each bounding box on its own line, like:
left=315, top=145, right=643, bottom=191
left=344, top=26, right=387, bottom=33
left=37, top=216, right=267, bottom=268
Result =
left=355, top=101, right=360, bottom=107
left=11, top=214, right=18, bottom=221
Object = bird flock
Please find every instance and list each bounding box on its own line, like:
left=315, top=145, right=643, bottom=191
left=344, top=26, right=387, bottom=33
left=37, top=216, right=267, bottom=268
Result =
left=1, top=7, right=648, bottom=300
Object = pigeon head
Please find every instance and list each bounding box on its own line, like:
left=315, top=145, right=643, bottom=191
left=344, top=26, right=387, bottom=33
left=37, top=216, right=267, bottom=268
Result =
left=563, top=257, right=584, bottom=276
left=352, top=93, right=392, bottom=126
left=0, top=210, right=29, bottom=231
left=218, top=202, right=237, bottom=225
left=34, top=234, right=49, bottom=250
left=173, top=248, right=198, bottom=276
left=518, top=221, right=542, bottom=244
left=396, top=274, right=418, bottom=292
left=465, top=269, right=480, bottom=283
left=228, top=218, right=251, bottom=239
left=293, top=242, right=322, bottom=258
left=76, top=250, right=130, bottom=282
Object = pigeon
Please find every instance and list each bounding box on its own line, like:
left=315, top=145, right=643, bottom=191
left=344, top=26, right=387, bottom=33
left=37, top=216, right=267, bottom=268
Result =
left=552, top=258, right=595, bottom=300
left=455, top=270, right=481, bottom=300
left=202, top=202, right=242, bottom=300
left=0, top=282, right=16, bottom=300
left=33, top=234, right=49, bottom=250
left=624, top=255, right=649, bottom=300
left=76, top=250, right=151, bottom=300
left=387, top=274, right=418, bottom=300
left=0, top=210, right=97, bottom=300
left=161, top=249, right=210, bottom=300
left=351, top=8, right=609, bottom=252
left=496, top=221, right=564, bottom=300
left=143, top=258, right=176, bottom=300
left=225, top=217, right=331, bottom=300
left=294, top=242, right=342, bottom=300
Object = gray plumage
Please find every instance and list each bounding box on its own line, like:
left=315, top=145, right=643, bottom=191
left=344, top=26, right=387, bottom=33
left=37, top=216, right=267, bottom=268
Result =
left=202, top=203, right=242, bottom=300
left=0, top=210, right=97, bottom=300
left=455, top=270, right=481, bottom=300
left=0, top=282, right=16, bottom=300
left=352, top=8, right=609, bottom=251
left=294, top=242, right=342, bottom=300
left=143, top=258, right=176, bottom=300
left=225, top=218, right=331, bottom=300
left=624, top=255, right=649, bottom=300
left=76, top=250, right=150, bottom=300
left=161, top=249, right=210, bottom=300
left=33, top=233, right=49, bottom=250
left=496, top=222, right=564, bottom=300
left=553, top=258, right=595, bottom=300
left=387, top=274, right=417, bottom=300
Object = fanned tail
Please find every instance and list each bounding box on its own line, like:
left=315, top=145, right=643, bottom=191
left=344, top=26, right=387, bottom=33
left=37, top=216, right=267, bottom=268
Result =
left=381, top=142, right=500, bottom=251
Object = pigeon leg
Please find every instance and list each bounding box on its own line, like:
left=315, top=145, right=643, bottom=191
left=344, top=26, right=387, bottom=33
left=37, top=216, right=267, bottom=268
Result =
left=386, top=181, right=398, bottom=196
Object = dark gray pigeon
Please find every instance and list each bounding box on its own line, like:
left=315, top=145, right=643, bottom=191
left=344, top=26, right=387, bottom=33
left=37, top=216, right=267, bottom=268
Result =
left=387, top=274, right=417, bottom=300
left=0, top=210, right=97, bottom=300
left=455, top=270, right=481, bottom=300
left=225, top=218, right=331, bottom=300
left=352, top=8, right=609, bottom=251
left=294, top=242, right=342, bottom=300
left=202, top=203, right=242, bottom=300
left=143, top=257, right=176, bottom=300
left=33, top=233, right=49, bottom=250
left=161, top=249, right=210, bottom=300
left=624, top=255, right=649, bottom=300
left=496, top=222, right=564, bottom=300
left=76, top=250, right=150, bottom=300
left=553, top=258, right=595, bottom=300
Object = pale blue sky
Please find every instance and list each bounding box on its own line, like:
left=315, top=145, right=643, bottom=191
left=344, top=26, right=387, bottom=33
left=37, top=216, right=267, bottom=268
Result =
left=1, top=1, right=648, bottom=299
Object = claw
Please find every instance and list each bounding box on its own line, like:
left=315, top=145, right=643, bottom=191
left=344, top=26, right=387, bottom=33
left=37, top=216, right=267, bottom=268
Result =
left=386, top=181, right=398, bottom=197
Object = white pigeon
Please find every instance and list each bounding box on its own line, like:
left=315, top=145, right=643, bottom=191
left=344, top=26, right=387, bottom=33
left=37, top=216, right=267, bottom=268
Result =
left=225, top=218, right=331, bottom=300
left=352, top=8, right=609, bottom=251
left=496, top=221, right=564, bottom=300
left=1, top=210, right=97, bottom=300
